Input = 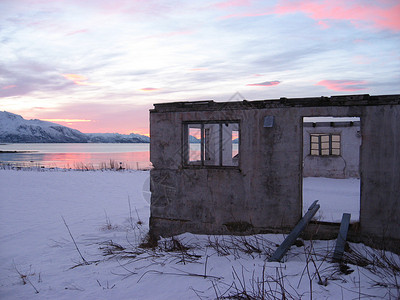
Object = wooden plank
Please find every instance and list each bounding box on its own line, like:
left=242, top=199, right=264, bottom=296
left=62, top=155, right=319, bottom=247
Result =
left=332, top=213, right=351, bottom=262
left=269, top=200, right=320, bottom=262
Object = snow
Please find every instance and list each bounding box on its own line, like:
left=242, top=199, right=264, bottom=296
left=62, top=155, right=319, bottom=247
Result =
left=0, top=111, right=24, bottom=132
left=0, top=111, right=87, bottom=143
left=303, top=177, right=360, bottom=222
left=86, top=133, right=150, bottom=143
left=0, top=169, right=398, bottom=299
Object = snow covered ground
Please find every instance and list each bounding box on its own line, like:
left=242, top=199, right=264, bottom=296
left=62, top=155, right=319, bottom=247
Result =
left=303, top=177, right=360, bottom=222
left=0, top=169, right=398, bottom=299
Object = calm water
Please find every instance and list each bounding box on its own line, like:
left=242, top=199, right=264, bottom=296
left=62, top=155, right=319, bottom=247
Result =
left=0, top=143, right=151, bottom=169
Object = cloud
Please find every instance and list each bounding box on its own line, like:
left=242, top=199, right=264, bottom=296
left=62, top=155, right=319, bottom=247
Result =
left=247, top=81, right=280, bottom=87
left=0, top=60, right=69, bottom=97
left=189, top=68, right=208, bottom=71
left=222, top=11, right=269, bottom=19
left=274, top=0, right=400, bottom=31
left=95, top=0, right=180, bottom=18
left=62, top=74, right=91, bottom=86
left=353, top=55, right=373, bottom=65
left=317, top=20, right=329, bottom=29
left=144, top=29, right=194, bottom=40
left=215, top=0, right=252, bottom=9
left=316, top=80, right=367, bottom=91
left=66, top=29, right=88, bottom=36
left=221, top=0, right=400, bottom=31
left=140, top=87, right=160, bottom=91
left=41, top=118, right=92, bottom=123
left=251, top=47, right=325, bottom=73
left=1, top=85, right=16, bottom=90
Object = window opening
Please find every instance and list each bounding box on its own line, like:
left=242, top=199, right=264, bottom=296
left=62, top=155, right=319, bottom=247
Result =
left=232, top=129, right=239, bottom=163
left=184, top=121, right=239, bottom=167
left=188, top=125, right=202, bottom=164
left=310, top=133, right=341, bottom=156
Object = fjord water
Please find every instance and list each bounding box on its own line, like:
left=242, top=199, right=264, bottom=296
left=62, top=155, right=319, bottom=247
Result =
left=0, top=143, right=151, bottom=169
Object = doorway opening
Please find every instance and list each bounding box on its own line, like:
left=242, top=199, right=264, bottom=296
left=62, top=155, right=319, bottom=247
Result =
left=302, top=116, right=361, bottom=223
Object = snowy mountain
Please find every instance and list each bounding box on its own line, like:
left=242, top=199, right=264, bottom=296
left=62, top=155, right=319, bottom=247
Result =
left=189, top=135, right=200, bottom=143
left=0, top=111, right=149, bottom=143
left=86, top=132, right=149, bottom=143
left=0, top=111, right=89, bottom=143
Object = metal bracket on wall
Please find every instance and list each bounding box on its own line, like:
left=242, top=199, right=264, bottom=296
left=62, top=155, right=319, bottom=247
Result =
left=263, top=116, right=274, bottom=127
left=269, top=200, right=320, bottom=262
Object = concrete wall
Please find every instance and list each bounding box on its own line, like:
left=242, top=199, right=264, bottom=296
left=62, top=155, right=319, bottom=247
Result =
left=303, top=121, right=361, bottom=178
left=150, top=95, right=400, bottom=251
left=150, top=107, right=302, bottom=236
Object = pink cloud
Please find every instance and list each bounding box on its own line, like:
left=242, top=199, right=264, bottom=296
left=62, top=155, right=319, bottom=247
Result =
left=317, top=20, right=329, bottom=29
left=222, top=1, right=400, bottom=31
left=247, top=80, right=280, bottom=87
left=1, top=85, right=17, bottom=90
left=41, top=118, right=92, bottom=123
left=274, top=0, right=400, bottom=31
left=62, top=74, right=91, bottom=86
left=140, top=87, right=160, bottom=91
left=316, top=80, right=367, bottom=91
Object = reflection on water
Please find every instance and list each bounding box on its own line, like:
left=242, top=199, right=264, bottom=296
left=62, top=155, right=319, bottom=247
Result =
left=0, top=143, right=151, bottom=169
left=0, top=143, right=149, bottom=153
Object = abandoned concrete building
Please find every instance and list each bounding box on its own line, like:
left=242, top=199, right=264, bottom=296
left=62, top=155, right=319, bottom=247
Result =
left=149, top=94, right=400, bottom=252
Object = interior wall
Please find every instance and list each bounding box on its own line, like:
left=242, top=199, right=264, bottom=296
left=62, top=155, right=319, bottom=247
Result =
left=302, top=122, right=361, bottom=178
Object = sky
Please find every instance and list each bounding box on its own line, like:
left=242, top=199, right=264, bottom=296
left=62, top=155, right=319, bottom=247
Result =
left=0, top=0, right=399, bottom=135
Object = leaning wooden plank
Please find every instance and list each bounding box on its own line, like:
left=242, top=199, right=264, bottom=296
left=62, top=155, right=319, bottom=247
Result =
left=332, top=213, right=351, bottom=263
left=269, top=200, right=320, bottom=262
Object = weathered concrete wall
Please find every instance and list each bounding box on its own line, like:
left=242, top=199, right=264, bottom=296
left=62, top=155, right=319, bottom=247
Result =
left=150, top=95, right=400, bottom=251
left=150, top=107, right=303, bottom=237
left=303, top=122, right=361, bottom=178
left=360, top=104, right=400, bottom=243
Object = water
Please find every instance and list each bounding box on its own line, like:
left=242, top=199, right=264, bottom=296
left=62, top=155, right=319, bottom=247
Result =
left=0, top=143, right=151, bottom=169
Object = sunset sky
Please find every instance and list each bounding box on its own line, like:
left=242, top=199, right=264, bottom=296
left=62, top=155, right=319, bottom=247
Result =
left=1, top=0, right=399, bottom=135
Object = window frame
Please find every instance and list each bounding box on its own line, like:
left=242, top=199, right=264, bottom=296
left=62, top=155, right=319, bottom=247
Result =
left=182, top=120, right=240, bottom=168
left=310, top=133, right=341, bottom=156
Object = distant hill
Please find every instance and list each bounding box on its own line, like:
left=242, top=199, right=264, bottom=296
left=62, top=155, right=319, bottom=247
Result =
left=0, top=111, right=150, bottom=143
left=86, top=132, right=149, bottom=143
left=0, top=111, right=88, bottom=143
left=189, top=135, right=200, bottom=143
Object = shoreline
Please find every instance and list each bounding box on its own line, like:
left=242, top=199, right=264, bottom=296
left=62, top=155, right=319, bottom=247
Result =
left=0, top=150, right=38, bottom=153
